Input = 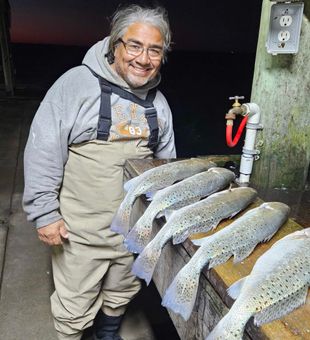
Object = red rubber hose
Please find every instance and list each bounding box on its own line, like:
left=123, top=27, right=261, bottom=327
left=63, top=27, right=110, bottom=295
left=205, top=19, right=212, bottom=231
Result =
left=226, top=115, right=248, bottom=147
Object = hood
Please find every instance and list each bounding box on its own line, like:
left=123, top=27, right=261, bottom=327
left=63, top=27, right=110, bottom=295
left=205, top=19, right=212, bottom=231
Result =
left=82, top=37, right=161, bottom=95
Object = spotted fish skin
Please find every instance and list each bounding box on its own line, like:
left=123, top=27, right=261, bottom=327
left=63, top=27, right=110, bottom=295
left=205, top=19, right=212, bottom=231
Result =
left=162, top=202, right=290, bottom=321
left=124, top=167, right=235, bottom=254
left=110, top=158, right=216, bottom=236
left=206, top=228, right=310, bottom=340
left=131, top=187, right=257, bottom=285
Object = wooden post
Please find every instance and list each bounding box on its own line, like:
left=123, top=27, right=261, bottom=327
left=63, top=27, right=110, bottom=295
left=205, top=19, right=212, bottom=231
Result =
left=250, top=0, right=310, bottom=193
left=0, top=0, right=14, bottom=95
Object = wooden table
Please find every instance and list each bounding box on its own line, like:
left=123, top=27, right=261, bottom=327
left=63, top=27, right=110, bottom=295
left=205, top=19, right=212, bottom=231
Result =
left=125, top=157, right=310, bottom=340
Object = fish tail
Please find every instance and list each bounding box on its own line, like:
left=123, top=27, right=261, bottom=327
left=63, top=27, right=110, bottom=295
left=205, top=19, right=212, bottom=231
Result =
left=124, top=218, right=153, bottom=254
left=206, top=310, right=247, bottom=340
left=110, top=199, right=133, bottom=236
left=162, top=264, right=200, bottom=321
left=131, top=243, right=162, bottom=285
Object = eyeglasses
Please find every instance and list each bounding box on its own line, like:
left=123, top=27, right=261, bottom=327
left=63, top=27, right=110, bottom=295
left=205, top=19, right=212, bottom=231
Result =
left=118, top=38, right=163, bottom=60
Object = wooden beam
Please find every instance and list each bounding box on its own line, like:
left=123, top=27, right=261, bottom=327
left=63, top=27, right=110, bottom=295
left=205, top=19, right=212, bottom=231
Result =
left=125, top=158, right=310, bottom=339
left=0, top=0, right=14, bottom=95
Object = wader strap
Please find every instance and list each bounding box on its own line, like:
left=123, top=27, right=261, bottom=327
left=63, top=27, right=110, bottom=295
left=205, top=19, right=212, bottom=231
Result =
left=143, top=88, right=158, bottom=150
left=98, top=79, right=112, bottom=141
left=82, top=64, right=159, bottom=149
left=145, top=106, right=159, bottom=150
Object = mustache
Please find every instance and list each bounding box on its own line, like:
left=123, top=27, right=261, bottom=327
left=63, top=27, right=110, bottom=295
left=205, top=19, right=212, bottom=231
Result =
left=130, top=63, right=154, bottom=70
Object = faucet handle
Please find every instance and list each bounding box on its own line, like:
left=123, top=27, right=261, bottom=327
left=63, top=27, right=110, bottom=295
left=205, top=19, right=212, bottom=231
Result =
left=229, top=95, right=245, bottom=107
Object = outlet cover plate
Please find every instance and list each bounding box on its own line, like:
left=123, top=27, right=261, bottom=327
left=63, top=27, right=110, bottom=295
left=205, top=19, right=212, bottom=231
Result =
left=266, top=2, right=304, bottom=55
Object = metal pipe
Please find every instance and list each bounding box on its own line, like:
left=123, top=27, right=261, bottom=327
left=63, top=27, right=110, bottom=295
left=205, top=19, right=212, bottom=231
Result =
left=237, top=103, right=262, bottom=185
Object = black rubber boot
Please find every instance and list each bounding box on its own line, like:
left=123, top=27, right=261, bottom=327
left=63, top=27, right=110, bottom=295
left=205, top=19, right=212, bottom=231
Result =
left=93, top=310, right=124, bottom=340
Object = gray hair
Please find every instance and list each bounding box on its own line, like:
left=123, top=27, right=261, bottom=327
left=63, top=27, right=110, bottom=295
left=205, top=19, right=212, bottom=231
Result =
left=108, top=4, right=172, bottom=63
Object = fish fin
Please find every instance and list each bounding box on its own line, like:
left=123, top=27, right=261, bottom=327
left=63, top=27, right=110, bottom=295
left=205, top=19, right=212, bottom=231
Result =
left=208, top=253, right=232, bottom=268
left=173, top=220, right=219, bottom=245
left=262, top=229, right=278, bottom=243
left=164, top=209, right=176, bottom=221
left=172, top=229, right=191, bottom=245
left=124, top=221, right=152, bottom=254
left=189, top=197, right=202, bottom=204
left=227, top=276, right=248, bottom=300
left=254, top=286, right=308, bottom=327
left=162, top=265, right=201, bottom=321
left=280, top=228, right=310, bottom=242
left=145, top=191, right=157, bottom=201
left=131, top=244, right=162, bottom=285
left=229, top=209, right=242, bottom=219
left=233, top=245, right=257, bottom=263
left=210, top=218, right=222, bottom=230
left=155, top=209, right=173, bottom=219
left=191, top=236, right=210, bottom=247
left=110, top=193, right=135, bottom=235
left=146, top=187, right=168, bottom=202
left=123, top=176, right=139, bottom=192
left=110, top=209, right=131, bottom=236
left=155, top=210, right=166, bottom=219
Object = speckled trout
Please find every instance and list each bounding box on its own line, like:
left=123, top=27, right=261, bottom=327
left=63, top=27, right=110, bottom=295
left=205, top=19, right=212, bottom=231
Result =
left=206, top=227, right=310, bottom=340
left=131, top=187, right=257, bottom=285
left=162, top=202, right=290, bottom=321
left=110, top=158, right=216, bottom=236
left=124, top=167, right=235, bottom=254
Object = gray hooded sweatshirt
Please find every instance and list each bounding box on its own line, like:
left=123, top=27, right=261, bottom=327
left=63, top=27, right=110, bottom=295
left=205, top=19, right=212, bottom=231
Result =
left=23, top=37, right=176, bottom=228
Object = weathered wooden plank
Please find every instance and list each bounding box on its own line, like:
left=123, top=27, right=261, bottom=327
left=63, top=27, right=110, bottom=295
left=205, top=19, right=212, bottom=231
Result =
left=125, top=158, right=310, bottom=340
left=250, top=0, right=310, bottom=192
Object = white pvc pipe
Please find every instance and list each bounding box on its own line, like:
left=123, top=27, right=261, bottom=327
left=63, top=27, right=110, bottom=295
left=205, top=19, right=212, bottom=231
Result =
left=237, top=103, right=261, bottom=185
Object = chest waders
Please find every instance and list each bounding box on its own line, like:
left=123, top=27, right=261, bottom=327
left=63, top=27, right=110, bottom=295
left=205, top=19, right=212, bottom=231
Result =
left=51, top=67, right=159, bottom=339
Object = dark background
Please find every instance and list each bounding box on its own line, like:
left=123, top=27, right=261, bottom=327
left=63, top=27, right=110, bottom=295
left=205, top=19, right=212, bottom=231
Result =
left=8, top=0, right=263, bottom=157
left=7, top=3, right=310, bottom=339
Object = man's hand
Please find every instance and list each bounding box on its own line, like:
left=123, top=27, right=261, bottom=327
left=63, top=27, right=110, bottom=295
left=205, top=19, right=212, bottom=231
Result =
left=37, top=219, right=69, bottom=246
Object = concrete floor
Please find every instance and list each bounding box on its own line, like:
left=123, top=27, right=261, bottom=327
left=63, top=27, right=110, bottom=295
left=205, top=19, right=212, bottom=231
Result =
left=0, top=98, right=180, bottom=340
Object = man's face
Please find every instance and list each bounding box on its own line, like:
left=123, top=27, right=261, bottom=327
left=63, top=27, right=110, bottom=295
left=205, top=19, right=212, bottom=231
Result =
left=112, top=22, right=164, bottom=88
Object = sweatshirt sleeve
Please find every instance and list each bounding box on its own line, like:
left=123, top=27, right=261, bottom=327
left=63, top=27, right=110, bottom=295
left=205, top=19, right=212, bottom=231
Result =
left=153, top=91, right=177, bottom=159
left=23, top=82, right=70, bottom=228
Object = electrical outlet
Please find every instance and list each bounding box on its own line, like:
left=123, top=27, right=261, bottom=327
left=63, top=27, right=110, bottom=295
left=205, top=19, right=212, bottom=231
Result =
left=278, top=30, right=290, bottom=42
left=279, top=15, right=292, bottom=27
left=266, top=2, right=304, bottom=55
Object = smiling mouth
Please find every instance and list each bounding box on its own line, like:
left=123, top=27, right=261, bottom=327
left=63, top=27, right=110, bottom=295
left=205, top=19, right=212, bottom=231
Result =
left=129, top=65, right=152, bottom=76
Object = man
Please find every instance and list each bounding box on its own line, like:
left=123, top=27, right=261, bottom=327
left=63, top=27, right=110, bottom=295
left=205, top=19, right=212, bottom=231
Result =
left=23, top=4, right=176, bottom=340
